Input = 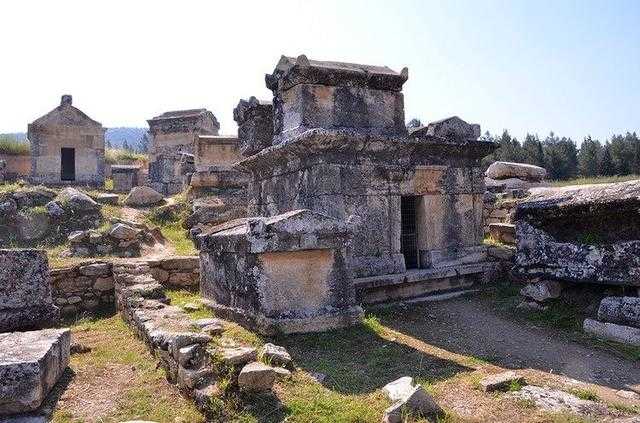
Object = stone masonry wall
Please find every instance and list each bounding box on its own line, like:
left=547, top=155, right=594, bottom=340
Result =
left=50, top=257, right=200, bottom=316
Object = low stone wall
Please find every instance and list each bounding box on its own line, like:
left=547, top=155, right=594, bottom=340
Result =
left=0, top=154, right=31, bottom=180
left=50, top=256, right=199, bottom=316
left=483, top=194, right=521, bottom=236
left=50, top=261, right=115, bottom=316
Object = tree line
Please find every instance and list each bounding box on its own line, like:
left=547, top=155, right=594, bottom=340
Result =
left=480, top=130, right=640, bottom=180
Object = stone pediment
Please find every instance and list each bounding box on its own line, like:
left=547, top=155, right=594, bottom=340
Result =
left=30, top=103, right=102, bottom=129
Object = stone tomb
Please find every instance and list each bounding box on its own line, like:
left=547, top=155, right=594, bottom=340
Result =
left=0, top=328, right=70, bottom=415
left=238, top=55, right=496, bottom=305
left=111, top=164, right=141, bottom=193
left=0, top=249, right=59, bottom=332
left=198, top=209, right=364, bottom=335
left=514, top=180, right=640, bottom=286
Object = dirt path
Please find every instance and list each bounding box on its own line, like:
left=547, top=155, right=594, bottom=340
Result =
left=118, top=204, right=176, bottom=258
left=383, top=295, right=640, bottom=392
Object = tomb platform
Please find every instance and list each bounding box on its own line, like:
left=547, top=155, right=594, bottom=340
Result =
left=0, top=328, right=70, bottom=415
left=198, top=209, right=364, bottom=335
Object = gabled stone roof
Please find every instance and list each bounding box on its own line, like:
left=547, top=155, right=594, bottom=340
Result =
left=30, top=96, right=102, bottom=128
left=149, top=109, right=211, bottom=121
left=265, top=55, right=408, bottom=92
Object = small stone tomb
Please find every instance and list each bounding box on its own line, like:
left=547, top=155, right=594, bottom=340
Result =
left=111, top=165, right=141, bottom=193
left=198, top=209, right=364, bottom=335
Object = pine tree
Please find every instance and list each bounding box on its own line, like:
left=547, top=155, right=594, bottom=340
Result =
left=577, top=136, right=601, bottom=177
left=600, top=143, right=615, bottom=176
left=138, top=132, right=150, bottom=153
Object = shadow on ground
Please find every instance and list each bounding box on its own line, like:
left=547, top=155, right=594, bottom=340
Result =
left=378, top=294, right=640, bottom=392
left=277, top=320, right=472, bottom=395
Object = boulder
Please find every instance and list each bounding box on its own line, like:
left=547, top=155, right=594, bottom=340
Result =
left=583, top=318, right=640, bottom=346
left=520, top=280, right=562, bottom=303
left=12, top=187, right=57, bottom=208
left=260, top=343, right=292, bottom=367
left=382, top=376, right=415, bottom=402
left=382, top=385, right=443, bottom=422
left=220, top=346, right=257, bottom=366
left=0, top=198, right=17, bottom=219
left=597, top=297, right=640, bottom=328
left=237, top=362, right=276, bottom=391
left=124, top=186, right=163, bottom=206
left=109, top=223, right=140, bottom=240
left=15, top=210, right=49, bottom=241
left=56, top=188, right=99, bottom=213
left=0, top=328, right=70, bottom=415
left=486, top=161, right=547, bottom=181
left=68, top=230, right=89, bottom=243
left=45, top=200, right=65, bottom=218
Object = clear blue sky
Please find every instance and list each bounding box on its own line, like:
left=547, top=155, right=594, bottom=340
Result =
left=1, top=0, right=638, bottom=144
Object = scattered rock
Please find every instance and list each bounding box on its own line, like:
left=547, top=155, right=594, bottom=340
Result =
left=261, top=343, right=292, bottom=367
left=16, top=210, right=50, bottom=241
left=273, top=367, right=292, bottom=379
left=511, top=385, right=608, bottom=416
left=516, top=300, right=548, bottom=312
left=597, top=297, right=640, bottom=328
left=109, top=223, right=140, bottom=240
left=0, top=197, right=17, bottom=218
left=382, top=385, right=443, bottom=423
left=12, top=187, right=57, bottom=208
left=382, top=376, right=415, bottom=402
left=616, top=389, right=640, bottom=400
left=45, top=200, right=65, bottom=218
left=520, top=280, right=562, bottom=303
left=56, top=187, right=99, bottom=212
left=220, top=346, right=257, bottom=366
left=310, top=372, right=326, bottom=384
left=182, top=302, right=200, bottom=312
left=479, top=371, right=523, bottom=392
left=237, top=361, right=276, bottom=391
left=124, top=186, right=164, bottom=206
left=70, top=341, right=91, bottom=354
left=193, top=318, right=224, bottom=329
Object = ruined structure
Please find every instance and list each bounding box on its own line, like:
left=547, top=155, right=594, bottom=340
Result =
left=147, top=109, right=219, bottom=195
left=28, top=95, right=105, bottom=186
left=514, top=181, right=640, bottom=286
left=199, top=55, right=496, bottom=334
left=0, top=249, right=70, bottom=416
left=111, top=164, right=141, bottom=193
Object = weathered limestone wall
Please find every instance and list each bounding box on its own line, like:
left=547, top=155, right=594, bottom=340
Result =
left=50, top=262, right=115, bottom=316
left=29, top=126, right=105, bottom=186
left=49, top=256, right=199, bottom=317
left=195, top=136, right=242, bottom=170
left=0, top=154, right=31, bottom=180
left=247, top=161, right=485, bottom=278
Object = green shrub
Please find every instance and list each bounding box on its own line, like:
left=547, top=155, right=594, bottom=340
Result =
left=105, top=148, right=148, bottom=165
left=0, top=137, right=30, bottom=156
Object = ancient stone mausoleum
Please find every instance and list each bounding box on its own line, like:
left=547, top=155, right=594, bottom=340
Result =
left=147, top=109, right=220, bottom=195
left=198, top=55, right=497, bottom=334
left=28, top=95, right=105, bottom=186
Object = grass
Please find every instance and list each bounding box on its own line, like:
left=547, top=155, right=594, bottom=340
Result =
left=145, top=192, right=197, bottom=255
left=569, top=388, right=599, bottom=401
left=105, top=148, right=148, bottom=165
left=52, top=315, right=204, bottom=422
left=0, top=136, right=30, bottom=155
left=551, top=174, right=640, bottom=187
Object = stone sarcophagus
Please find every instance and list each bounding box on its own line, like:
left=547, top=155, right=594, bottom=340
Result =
left=515, top=181, right=640, bottom=286
left=198, top=209, right=363, bottom=335
left=0, top=249, right=59, bottom=332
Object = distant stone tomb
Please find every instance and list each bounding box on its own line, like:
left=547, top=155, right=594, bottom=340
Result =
left=28, top=95, right=106, bottom=186
left=111, top=165, right=141, bottom=193
left=147, top=109, right=219, bottom=195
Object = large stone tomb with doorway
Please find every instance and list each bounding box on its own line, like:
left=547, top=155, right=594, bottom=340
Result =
left=0, top=249, right=59, bottom=332
left=198, top=209, right=363, bottom=335
left=236, top=55, right=497, bottom=305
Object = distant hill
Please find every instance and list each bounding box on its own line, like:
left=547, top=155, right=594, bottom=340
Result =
left=0, top=128, right=148, bottom=149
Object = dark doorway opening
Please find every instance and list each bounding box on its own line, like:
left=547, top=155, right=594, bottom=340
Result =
left=61, top=148, right=75, bottom=181
left=401, top=195, right=419, bottom=269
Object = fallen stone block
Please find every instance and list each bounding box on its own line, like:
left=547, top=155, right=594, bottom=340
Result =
left=382, top=385, right=443, bottom=422
left=382, top=376, right=415, bottom=402
left=583, top=318, right=640, bottom=346
left=220, top=347, right=257, bottom=366
left=520, top=280, right=562, bottom=303
left=479, top=371, right=523, bottom=392
left=511, top=385, right=608, bottom=416
left=260, top=343, right=292, bottom=367
left=0, top=329, right=70, bottom=415
left=237, top=362, right=276, bottom=391
left=597, top=297, right=640, bottom=328
left=124, top=186, right=163, bottom=207
left=486, top=161, right=547, bottom=182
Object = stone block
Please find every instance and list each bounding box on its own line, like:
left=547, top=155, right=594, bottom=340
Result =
left=237, top=362, right=276, bottom=391
left=486, top=161, right=546, bottom=182
left=0, top=249, right=59, bottom=332
left=597, top=297, right=640, bottom=328
left=479, top=371, right=523, bottom=392
left=0, top=328, right=70, bottom=415
left=583, top=318, right=640, bottom=346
